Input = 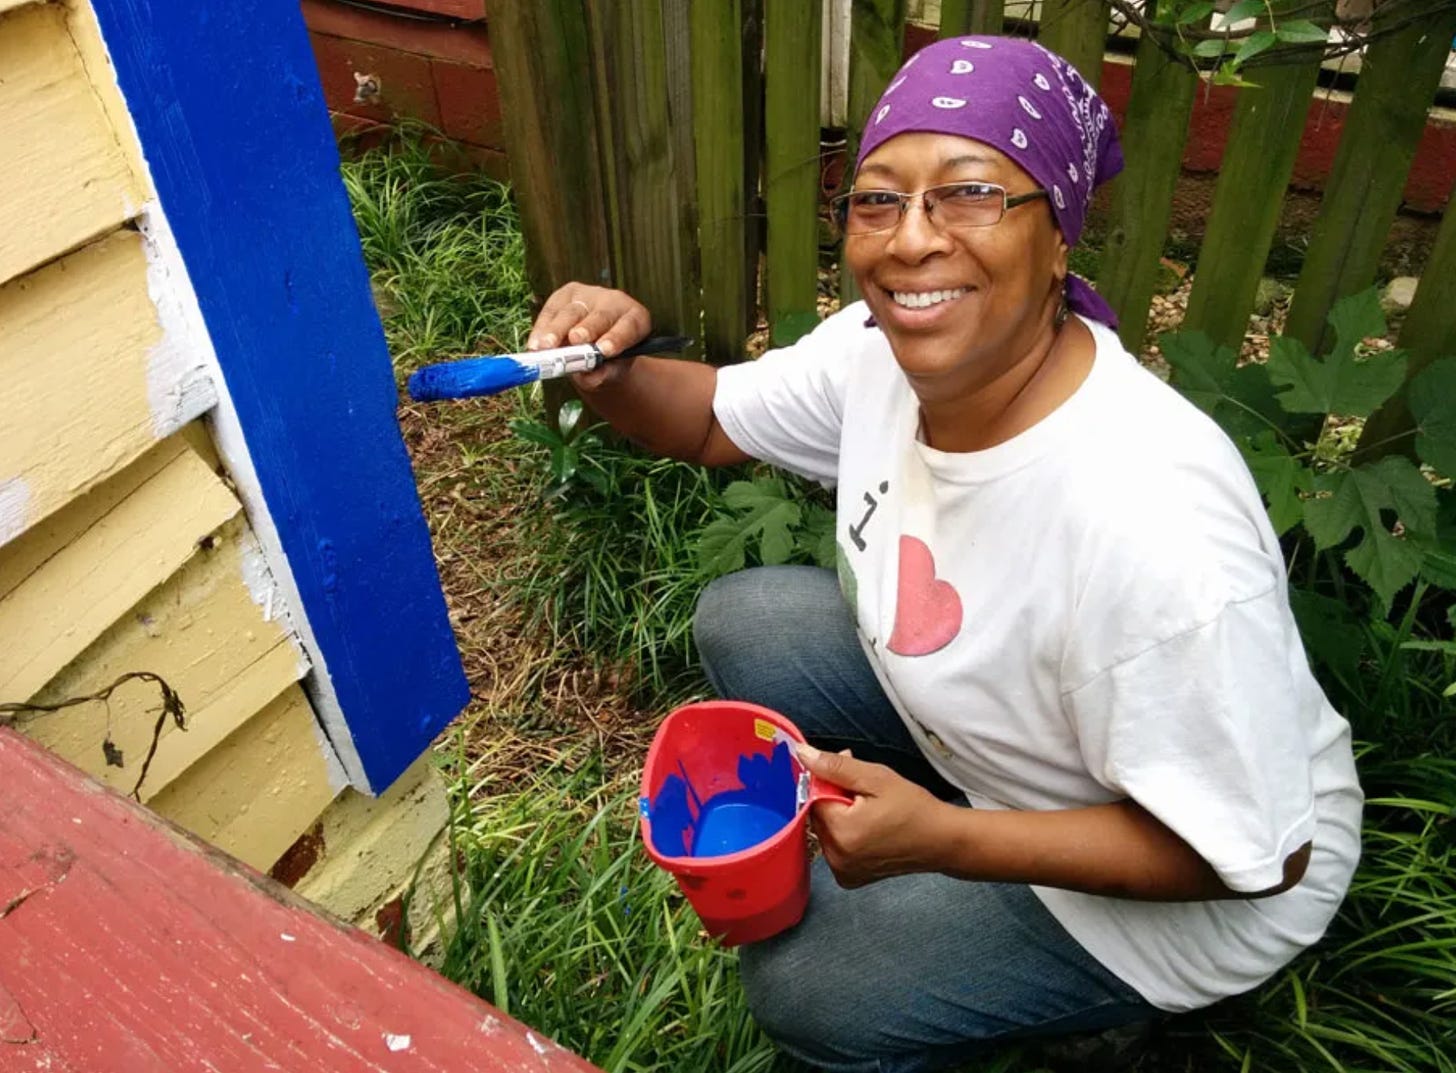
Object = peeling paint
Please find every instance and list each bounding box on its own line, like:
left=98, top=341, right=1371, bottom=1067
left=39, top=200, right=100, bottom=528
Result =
left=0, top=478, right=30, bottom=547
left=383, top=1033, right=411, bottom=1053
left=139, top=201, right=219, bottom=437
left=526, top=1032, right=549, bottom=1056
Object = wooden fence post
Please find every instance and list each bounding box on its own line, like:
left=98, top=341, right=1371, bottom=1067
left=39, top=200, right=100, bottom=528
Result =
left=1182, top=4, right=1331, bottom=352
left=841, top=0, right=907, bottom=302
left=1357, top=203, right=1456, bottom=459
left=587, top=0, right=698, bottom=353
left=1282, top=6, right=1456, bottom=357
left=1096, top=3, right=1197, bottom=352
left=937, top=0, right=1005, bottom=36
left=1036, top=0, right=1108, bottom=89
left=489, top=0, right=611, bottom=298
left=765, top=0, right=823, bottom=346
left=692, top=0, right=750, bottom=363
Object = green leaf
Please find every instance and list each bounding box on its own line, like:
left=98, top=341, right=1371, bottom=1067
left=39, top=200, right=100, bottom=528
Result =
left=1265, top=290, right=1406, bottom=417
left=796, top=504, right=838, bottom=570
left=1161, top=330, right=1283, bottom=438
left=510, top=418, right=563, bottom=449
left=1274, top=19, right=1328, bottom=44
left=1232, top=29, right=1277, bottom=69
left=1407, top=358, right=1456, bottom=478
left=1302, top=458, right=1436, bottom=606
left=1194, top=37, right=1231, bottom=58
left=1415, top=488, right=1456, bottom=590
left=1175, top=1, right=1215, bottom=25
left=697, top=478, right=803, bottom=576
left=1224, top=0, right=1265, bottom=21
left=1241, top=431, right=1311, bottom=534
left=1289, top=588, right=1365, bottom=680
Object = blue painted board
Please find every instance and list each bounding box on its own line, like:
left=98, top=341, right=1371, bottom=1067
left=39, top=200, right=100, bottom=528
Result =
left=89, top=0, right=470, bottom=792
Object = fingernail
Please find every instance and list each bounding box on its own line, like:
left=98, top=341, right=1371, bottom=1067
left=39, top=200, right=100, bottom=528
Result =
left=526, top=336, right=539, bottom=351
left=540, top=333, right=557, bottom=348
left=794, top=743, right=820, bottom=764
left=568, top=326, right=588, bottom=343
left=598, top=339, right=616, bottom=357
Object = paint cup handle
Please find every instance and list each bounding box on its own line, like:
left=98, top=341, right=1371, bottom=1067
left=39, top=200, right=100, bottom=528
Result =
left=808, top=777, right=854, bottom=808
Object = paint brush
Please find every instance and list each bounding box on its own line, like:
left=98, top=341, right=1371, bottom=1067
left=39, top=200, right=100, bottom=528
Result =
left=407, top=335, right=692, bottom=402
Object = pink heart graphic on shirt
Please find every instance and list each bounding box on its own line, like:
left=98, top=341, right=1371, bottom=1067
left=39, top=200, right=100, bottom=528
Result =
left=887, top=535, right=962, bottom=657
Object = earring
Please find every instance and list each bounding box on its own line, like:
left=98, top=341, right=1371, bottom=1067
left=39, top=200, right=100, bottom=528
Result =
left=1054, top=287, right=1069, bottom=328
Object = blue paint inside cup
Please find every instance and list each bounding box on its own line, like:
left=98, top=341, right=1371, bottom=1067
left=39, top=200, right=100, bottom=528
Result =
left=646, top=741, right=799, bottom=858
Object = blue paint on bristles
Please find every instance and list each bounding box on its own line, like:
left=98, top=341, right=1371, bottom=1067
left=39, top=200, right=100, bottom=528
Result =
left=407, top=335, right=692, bottom=403
left=408, top=354, right=541, bottom=401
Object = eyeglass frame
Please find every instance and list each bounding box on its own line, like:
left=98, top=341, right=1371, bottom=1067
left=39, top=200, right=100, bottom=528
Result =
left=829, top=181, right=1050, bottom=237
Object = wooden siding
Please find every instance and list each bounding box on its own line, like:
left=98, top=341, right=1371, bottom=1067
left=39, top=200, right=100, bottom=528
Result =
left=0, top=2, right=143, bottom=286
left=0, top=231, right=217, bottom=540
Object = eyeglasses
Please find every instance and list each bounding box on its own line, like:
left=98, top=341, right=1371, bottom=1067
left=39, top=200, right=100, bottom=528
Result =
left=830, top=181, right=1049, bottom=236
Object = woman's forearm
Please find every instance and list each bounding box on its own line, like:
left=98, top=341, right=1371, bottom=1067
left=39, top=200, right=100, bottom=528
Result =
left=924, top=798, right=1309, bottom=902
left=574, top=356, right=747, bottom=465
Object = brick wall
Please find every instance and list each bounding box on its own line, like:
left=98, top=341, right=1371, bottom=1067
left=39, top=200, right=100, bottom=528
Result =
left=300, top=0, right=506, bottom=176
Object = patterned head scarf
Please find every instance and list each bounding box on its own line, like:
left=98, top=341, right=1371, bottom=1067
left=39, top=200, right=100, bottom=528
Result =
left=856, top=35, right=1124, bottom=328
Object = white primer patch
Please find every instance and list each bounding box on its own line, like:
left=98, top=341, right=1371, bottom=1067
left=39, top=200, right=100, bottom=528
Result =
left=383, top=1033, right=412, bottom=1053
left=95, top=36, right=362, bottom=793
left=0, top=478, right=31, bottom=547
left=140, top=200, right=219, bottom=437
left=525, top=1032, right=549, bottom=1056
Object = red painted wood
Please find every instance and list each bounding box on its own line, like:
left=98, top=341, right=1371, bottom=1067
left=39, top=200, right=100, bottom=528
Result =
left=432, top=60, right=503, bottom=147
left=0, top=729, right=603, bottom=1073
left=309, top=30, right=444, bottom=128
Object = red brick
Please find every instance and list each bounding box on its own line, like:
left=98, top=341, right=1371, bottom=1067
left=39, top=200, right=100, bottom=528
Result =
left=308, top=31, right=442, bottom=128
left=301, top=0, right=492, bottom=66
left=432, top=59, right=503, bottom=147
left=373, top=0, right=487, bottom=20
left=1403, top=115, right=1456, bottom=215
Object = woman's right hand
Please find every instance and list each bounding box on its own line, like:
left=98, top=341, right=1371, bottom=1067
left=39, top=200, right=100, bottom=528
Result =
left=527, top=284, right=651, bottom=391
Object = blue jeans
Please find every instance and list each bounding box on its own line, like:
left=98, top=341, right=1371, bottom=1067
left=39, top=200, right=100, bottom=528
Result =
left=693, top=566, right=1153, bottom=1073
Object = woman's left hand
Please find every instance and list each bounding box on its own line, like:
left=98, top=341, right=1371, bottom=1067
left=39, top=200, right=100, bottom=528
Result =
left=795, top=743, right=954, bottom=889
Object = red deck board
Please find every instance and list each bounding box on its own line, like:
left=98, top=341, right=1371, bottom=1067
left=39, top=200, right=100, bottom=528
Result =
left=0, top=729, right=602, bottom=1072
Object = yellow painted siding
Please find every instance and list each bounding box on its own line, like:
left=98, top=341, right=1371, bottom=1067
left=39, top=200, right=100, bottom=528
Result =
left=0, top=2, right=143, bottom=286
left=27, top=516, right=308, bottom=803
left=0, top=438, right=240, bottom=701
left=0, top=231, right=208, bottom=539
left=148, top=684, right=345, bottom=871
left=0, top=0, right=41, bottom=15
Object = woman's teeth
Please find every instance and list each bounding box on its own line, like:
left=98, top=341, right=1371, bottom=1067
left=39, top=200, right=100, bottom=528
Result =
left=890, top=287, right=966, bottom=309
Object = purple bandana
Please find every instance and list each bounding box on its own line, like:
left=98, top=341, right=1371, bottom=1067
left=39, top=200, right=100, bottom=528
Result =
left=856, top=35, right=1124, bottom=328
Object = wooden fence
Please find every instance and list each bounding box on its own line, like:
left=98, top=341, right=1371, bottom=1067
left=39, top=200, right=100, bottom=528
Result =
left=489, top=0, right=1456, bottom=441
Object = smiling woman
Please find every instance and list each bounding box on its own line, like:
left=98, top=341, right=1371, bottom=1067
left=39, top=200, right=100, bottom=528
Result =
left=484, top=33, right=1363, bottom=1073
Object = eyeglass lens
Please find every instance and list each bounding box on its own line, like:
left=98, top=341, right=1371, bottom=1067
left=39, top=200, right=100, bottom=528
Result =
left=839, top=183, right=1005, bottom=234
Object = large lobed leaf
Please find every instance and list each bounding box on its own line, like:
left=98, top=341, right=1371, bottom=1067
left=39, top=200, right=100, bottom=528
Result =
left=695, top=477, right=802, bottom=577
left=1266, top=289, right=1407, bottom=418
left=1160, top=330, right=1283, bottom=439
left=1302, top=457, right=1437, bottom=607
left=1240, top=432, right=1312, bottom=535
left=1407, top=358, right=1456, bottom=479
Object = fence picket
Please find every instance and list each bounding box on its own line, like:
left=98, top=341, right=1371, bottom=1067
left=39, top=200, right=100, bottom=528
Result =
left=586, top=0, right=697, bottom=352
left=937, top=0, right=1004, bottom=37
left=489, top=0, right=611, bottom=298
left=765, top=0, right=824, bottom=346
left=1183, top=10, right=1330, bottom=352
left=692, top=0, right=750, bottom=363
left=1358, top=200, right=1456, bottom=458
left=1283, top=7, right=1456, bottom=357
left=1036, top=0, right=1108, bottom=89
left=1097, top=13, right=1197, bottom=352
left=841, top=0, right=908, bottom=302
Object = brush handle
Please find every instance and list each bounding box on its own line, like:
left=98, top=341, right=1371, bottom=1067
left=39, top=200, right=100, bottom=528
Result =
left=408, top=335, right=693, bottom=403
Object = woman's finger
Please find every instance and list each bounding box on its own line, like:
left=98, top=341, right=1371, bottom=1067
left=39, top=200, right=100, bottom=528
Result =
left=595, top=305, right=652, bottom=357
left=565, top=305, right=620, bottom=347
left=529, top=287, right=595, bottom=350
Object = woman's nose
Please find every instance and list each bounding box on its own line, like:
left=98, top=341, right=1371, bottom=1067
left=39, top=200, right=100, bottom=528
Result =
left=886, top=197, right=952, bottom=260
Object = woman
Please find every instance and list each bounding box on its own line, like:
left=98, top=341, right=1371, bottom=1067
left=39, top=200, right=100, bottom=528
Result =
left=525, top=36, right=1362, bottom=1073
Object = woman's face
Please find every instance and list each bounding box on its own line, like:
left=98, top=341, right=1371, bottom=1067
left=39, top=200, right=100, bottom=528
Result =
left=844, top=132, right=1068, bottom=396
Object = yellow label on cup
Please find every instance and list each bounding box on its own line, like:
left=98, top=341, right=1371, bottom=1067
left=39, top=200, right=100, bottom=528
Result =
left=754, top=718, right=776, bottom=741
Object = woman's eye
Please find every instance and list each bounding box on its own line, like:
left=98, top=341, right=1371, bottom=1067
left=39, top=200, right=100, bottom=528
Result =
left=941, top=184, right=996, bottom=201
left=854, top=191, right=902, bottom=208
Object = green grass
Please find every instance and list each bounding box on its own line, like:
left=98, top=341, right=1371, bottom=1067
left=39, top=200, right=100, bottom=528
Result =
left=349, top=131, right=1456, bottom=1073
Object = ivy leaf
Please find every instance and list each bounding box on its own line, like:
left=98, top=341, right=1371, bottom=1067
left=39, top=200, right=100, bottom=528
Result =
left=1161, top=330, right=1282, bottom=439
left=1175, top=1, right=1215, bottom=25
left=1275, top=19, right=1329, bottom=44
left=1240, top=431, right=1311, bottom=535
left=1265, top=290, right=1406, bottom=417
left=1194, top=38, right=1231, bottom=58
left=1408, top=358, right=1456, bottom=479
left=696, top=478, right=803, bottom=576
left=1224, top=0, right=1266, bottom=21
left=1302, top=457, right=1436, bottom=606
left=1232, top=29, right=1277, bottom=68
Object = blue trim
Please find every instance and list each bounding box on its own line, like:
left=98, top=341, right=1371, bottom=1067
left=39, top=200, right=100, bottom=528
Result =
left=90, top=0, right=469, bottom=791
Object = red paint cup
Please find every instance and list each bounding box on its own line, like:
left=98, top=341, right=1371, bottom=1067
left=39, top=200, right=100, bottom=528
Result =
left=639, top=700, right=852, bottom=946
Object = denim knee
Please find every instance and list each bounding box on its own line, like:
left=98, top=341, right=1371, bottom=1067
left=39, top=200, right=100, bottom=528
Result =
left=739, top=939, right=884, bottom=1073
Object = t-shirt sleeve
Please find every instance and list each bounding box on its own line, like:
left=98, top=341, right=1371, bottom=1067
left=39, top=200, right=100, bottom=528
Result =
left=1064, top=588, right=1318, bottom=893
left=712, top=304, right=867, bottom=485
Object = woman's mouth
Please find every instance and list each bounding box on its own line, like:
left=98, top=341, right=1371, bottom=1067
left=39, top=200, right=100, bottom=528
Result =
left=888, top=287, right=967, bottom=310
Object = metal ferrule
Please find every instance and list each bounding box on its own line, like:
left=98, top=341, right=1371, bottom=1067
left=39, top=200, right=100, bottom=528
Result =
left=529, top=343, right=603, bottom=380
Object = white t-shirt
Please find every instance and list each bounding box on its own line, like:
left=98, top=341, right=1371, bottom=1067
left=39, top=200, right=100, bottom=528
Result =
left=712, top=303, right=1363, bottom=1012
